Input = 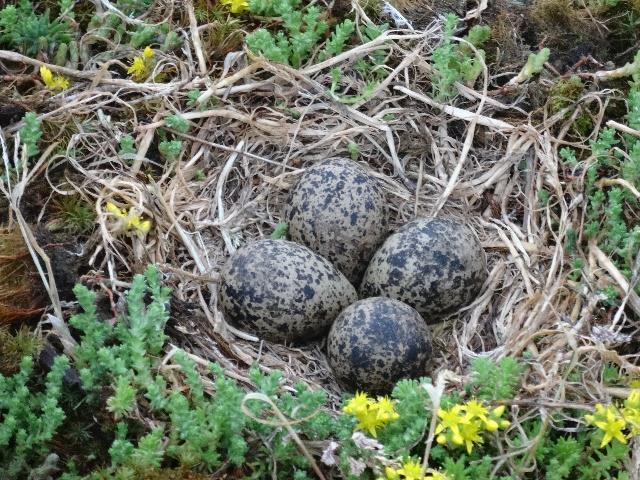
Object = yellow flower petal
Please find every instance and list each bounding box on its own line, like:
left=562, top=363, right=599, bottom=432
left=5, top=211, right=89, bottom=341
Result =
left=40, top=66, right=54, bottom=85
left=343, top=391, right=370, bottom=416
left=143, top=46, right=154, bottom=59
left=128, top=57, right=146, bottom=76
left=384, top=467, right=400, bottom=480
left=375, top=396, right=399, bottom=422
left=396, top=459, right=423, bottom=480
left=106, top=202, right=126, bottom=218
left=483, top=418, right=499, bottom=432
left=426, top=471, right=450, bottom=480
left=592, top=406, right=627, bottom=448
left=220, top=0, right=249, bottom=13
left=492, top=405, right=506, bottom=417
left=40, top=65, right=70, bottom=91
left=464, top=399, right=489, bottom=421
left=138, top=219, right=152, bottom=234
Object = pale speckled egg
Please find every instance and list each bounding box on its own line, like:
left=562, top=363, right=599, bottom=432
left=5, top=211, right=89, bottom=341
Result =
left=360, top=218, right=487, bottom=322
left=219, top=239, right=358, bottom=343
left=327, top=297, right=432, bottom=393
left=284, top=159, right=389, bottom=285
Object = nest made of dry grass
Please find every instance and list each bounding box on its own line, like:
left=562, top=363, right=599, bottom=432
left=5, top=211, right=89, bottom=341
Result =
left=0, top=0, right=639, bottom=455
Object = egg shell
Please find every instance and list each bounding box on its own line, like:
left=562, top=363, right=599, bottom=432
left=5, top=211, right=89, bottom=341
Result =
left=219, top=239, right=358, bottom=343
left=360, top=218, right=487, bottom=321
left=284, top=158, right=388, bottom=285
left=327, top=297, right=432, bottom=393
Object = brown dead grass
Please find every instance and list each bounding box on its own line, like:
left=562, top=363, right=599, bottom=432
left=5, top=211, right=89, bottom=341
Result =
left=0, top=228, right=46, bottom=324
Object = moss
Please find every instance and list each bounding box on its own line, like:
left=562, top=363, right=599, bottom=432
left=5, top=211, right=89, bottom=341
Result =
left=548, top=76, right=585, bottom=114
left=573, top=112, right=594, bottom=136
left=530, top=0, right=581, bottom=29
left=546, top=76, right=594, bottom=136
left=0, top=325, right=42, bottom=376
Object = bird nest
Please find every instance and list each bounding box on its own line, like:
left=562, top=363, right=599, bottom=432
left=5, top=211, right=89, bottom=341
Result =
left=1, top=0, right=638, bottom=429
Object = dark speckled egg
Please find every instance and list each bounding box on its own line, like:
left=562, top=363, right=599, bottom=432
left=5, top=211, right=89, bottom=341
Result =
left=327, top=297, right=432, bottom=393
left=284, top=159, right=388, bottom=285
left=360, top=218, right=487, bottom=322
left=220, top=239, right=358, bottom=343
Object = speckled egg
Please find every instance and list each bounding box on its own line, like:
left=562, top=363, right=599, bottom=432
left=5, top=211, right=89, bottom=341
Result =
left=219, top=239, right=358, bottom=343
left=327, top=297, right=432, bottom=393
left=284, top=159, right=388, bottom=285
left=360, top=218, right=487, bottom=321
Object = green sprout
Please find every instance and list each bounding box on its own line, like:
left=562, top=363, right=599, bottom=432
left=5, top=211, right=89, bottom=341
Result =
left=507, top=48, right=550, bottom=86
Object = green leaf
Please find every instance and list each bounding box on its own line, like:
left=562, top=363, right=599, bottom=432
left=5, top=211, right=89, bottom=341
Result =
left=271, top=223, right=289, bottom=239
left=18, top=112, right=42, bottom=158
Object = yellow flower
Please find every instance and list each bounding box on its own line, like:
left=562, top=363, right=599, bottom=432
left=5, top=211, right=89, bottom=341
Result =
left=463, top=399, right=498, bottom=430
left=435, top=400, right=509, bottom=454
left=435, top=405, right=468, bottom=445
left=128, top=56, right=147, bottom=81
left=220, top=0, right=249, bottom=13
left=359, top=410, right=386, bottom=437
left=625, top=389, right=640, bottom=410
left=343, top=392, right=399, bottom=437
left=106, top=202, right=127, bottom=218
left=464, top=399, right=489, bottom=419
left=105, top=202, right=152, bottom=236
left=40, top=66, right=70, bottom=91
left=127, top=216, right=152, bottom=234
left=343, top=391, right=371, bottom=416
left=128, top=47, right=155, bottom=82
left=384, top=466, right=400, bottom=480
left=492, top=405, right=506, bottom=417
left=595, top=416, right=626, bottom=448
left=490, top=405, right=511, bottom=431
left=623, top=407, right=640, bottom=437
left=384, top=460, right=449, bottom=480
left=459, top=421, right=483, bottom=454
left=376, top=396, right=400, bottom=423
left=586, top=404, right=627, bottom=448
left=395, top=459, right=423, bottom=480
